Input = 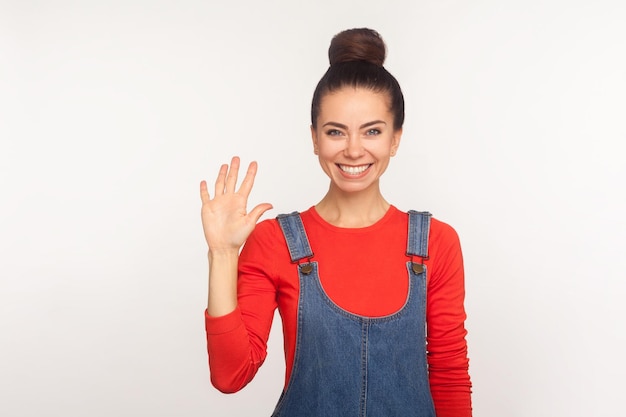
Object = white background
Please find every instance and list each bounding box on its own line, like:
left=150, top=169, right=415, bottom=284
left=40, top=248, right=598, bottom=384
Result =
left=1, top=1, right=625, bottom=416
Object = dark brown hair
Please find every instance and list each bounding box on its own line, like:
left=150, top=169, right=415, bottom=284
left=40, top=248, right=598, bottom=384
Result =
left=311, top=28, right=405, bottom=129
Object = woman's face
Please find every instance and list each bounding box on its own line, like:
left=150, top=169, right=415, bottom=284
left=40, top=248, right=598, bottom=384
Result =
left=311, top=87, right=401, bottom=195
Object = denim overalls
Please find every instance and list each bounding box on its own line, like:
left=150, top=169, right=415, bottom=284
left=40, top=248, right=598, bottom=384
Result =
left=272, top=210, right=436, bottom=417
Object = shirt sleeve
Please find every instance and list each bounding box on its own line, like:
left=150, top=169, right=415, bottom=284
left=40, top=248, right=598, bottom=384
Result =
left=205, top=220, right=280, bottom=393
left=426, top=220, right=473, bottom=417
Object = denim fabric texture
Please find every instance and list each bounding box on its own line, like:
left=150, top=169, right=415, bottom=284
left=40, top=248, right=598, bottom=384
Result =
left=273, top=211, right=436, bottom=417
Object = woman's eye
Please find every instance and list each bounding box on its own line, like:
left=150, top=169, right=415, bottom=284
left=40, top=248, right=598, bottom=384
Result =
left=326, top=129, right=342, bottom=136
left=366, top=128, right=381, bottom=135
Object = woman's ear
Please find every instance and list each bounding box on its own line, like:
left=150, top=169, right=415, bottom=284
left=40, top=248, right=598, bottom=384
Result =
left=310, top=125, right=319, bottom=155
left=391, top=128, right=402, bottom=156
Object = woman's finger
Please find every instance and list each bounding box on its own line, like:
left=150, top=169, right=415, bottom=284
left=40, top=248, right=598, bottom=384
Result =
left=200, top=180, right=210, bottom=204
left=248, top=202, right=273, bottom=224
left=214, top=163, right=228, bottom=196
left=237, top=161, right=258, bottom=197
left=224, top=156, right=240, bottom=193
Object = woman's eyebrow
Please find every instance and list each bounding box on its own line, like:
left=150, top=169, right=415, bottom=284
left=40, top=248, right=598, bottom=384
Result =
left=360, top=120, right=386, bottom=129
left=322, top=120, right=387, bottom=129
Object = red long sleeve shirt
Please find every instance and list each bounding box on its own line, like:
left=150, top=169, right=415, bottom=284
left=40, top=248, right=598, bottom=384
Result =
left=205, top=206, right=472, bottom=416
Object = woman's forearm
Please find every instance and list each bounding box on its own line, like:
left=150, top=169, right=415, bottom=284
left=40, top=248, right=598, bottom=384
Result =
left=207, top=249, right=240, bottom=317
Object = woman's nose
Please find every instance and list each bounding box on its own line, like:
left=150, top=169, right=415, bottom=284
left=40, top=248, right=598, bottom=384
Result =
left=344, top=135, right=365, bottom=158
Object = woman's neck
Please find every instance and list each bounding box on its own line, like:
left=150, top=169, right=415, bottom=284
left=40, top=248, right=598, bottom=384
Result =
left=315, top=183, right=390, bottom=228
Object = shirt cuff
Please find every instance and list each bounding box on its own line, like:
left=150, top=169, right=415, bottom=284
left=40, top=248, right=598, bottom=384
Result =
left=205, top=307, right=244, bottom=335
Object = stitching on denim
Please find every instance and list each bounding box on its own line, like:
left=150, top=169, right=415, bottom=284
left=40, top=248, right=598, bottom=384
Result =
left=359, top=321, right=369, bottom=417
left=406, top=210, right=431, bottom=258
left=277, top=212, right=314, bottom=262
left=308, top=262, right=426, bottom=325
left=270, top=269, right=308, bottom=416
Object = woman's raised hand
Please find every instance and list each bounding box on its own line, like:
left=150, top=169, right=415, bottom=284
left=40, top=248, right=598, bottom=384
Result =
left=200, top=156, right=273, bottom=253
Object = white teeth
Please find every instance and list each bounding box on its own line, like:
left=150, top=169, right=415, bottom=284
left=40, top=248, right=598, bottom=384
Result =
left=339, top=164, right=370, bottom=175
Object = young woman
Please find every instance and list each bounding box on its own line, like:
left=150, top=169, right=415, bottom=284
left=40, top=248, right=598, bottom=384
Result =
left=200, top=28, right=472, bottom=417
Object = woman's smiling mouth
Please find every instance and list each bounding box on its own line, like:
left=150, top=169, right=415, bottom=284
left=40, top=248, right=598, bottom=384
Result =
left=337, top=164, right=372, bottom=175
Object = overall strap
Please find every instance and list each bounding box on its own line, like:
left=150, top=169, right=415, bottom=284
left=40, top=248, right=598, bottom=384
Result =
left=406, top=210, right=432, bottom=258
left=276, top=212, right=314, bottom=263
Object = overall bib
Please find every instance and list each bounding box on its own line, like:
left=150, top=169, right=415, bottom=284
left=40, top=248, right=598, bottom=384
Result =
left=272, top=210, right=436, bottom=417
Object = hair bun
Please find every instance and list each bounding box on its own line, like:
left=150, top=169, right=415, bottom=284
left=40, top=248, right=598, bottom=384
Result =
left=328, top=28, right=386, bottom=67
